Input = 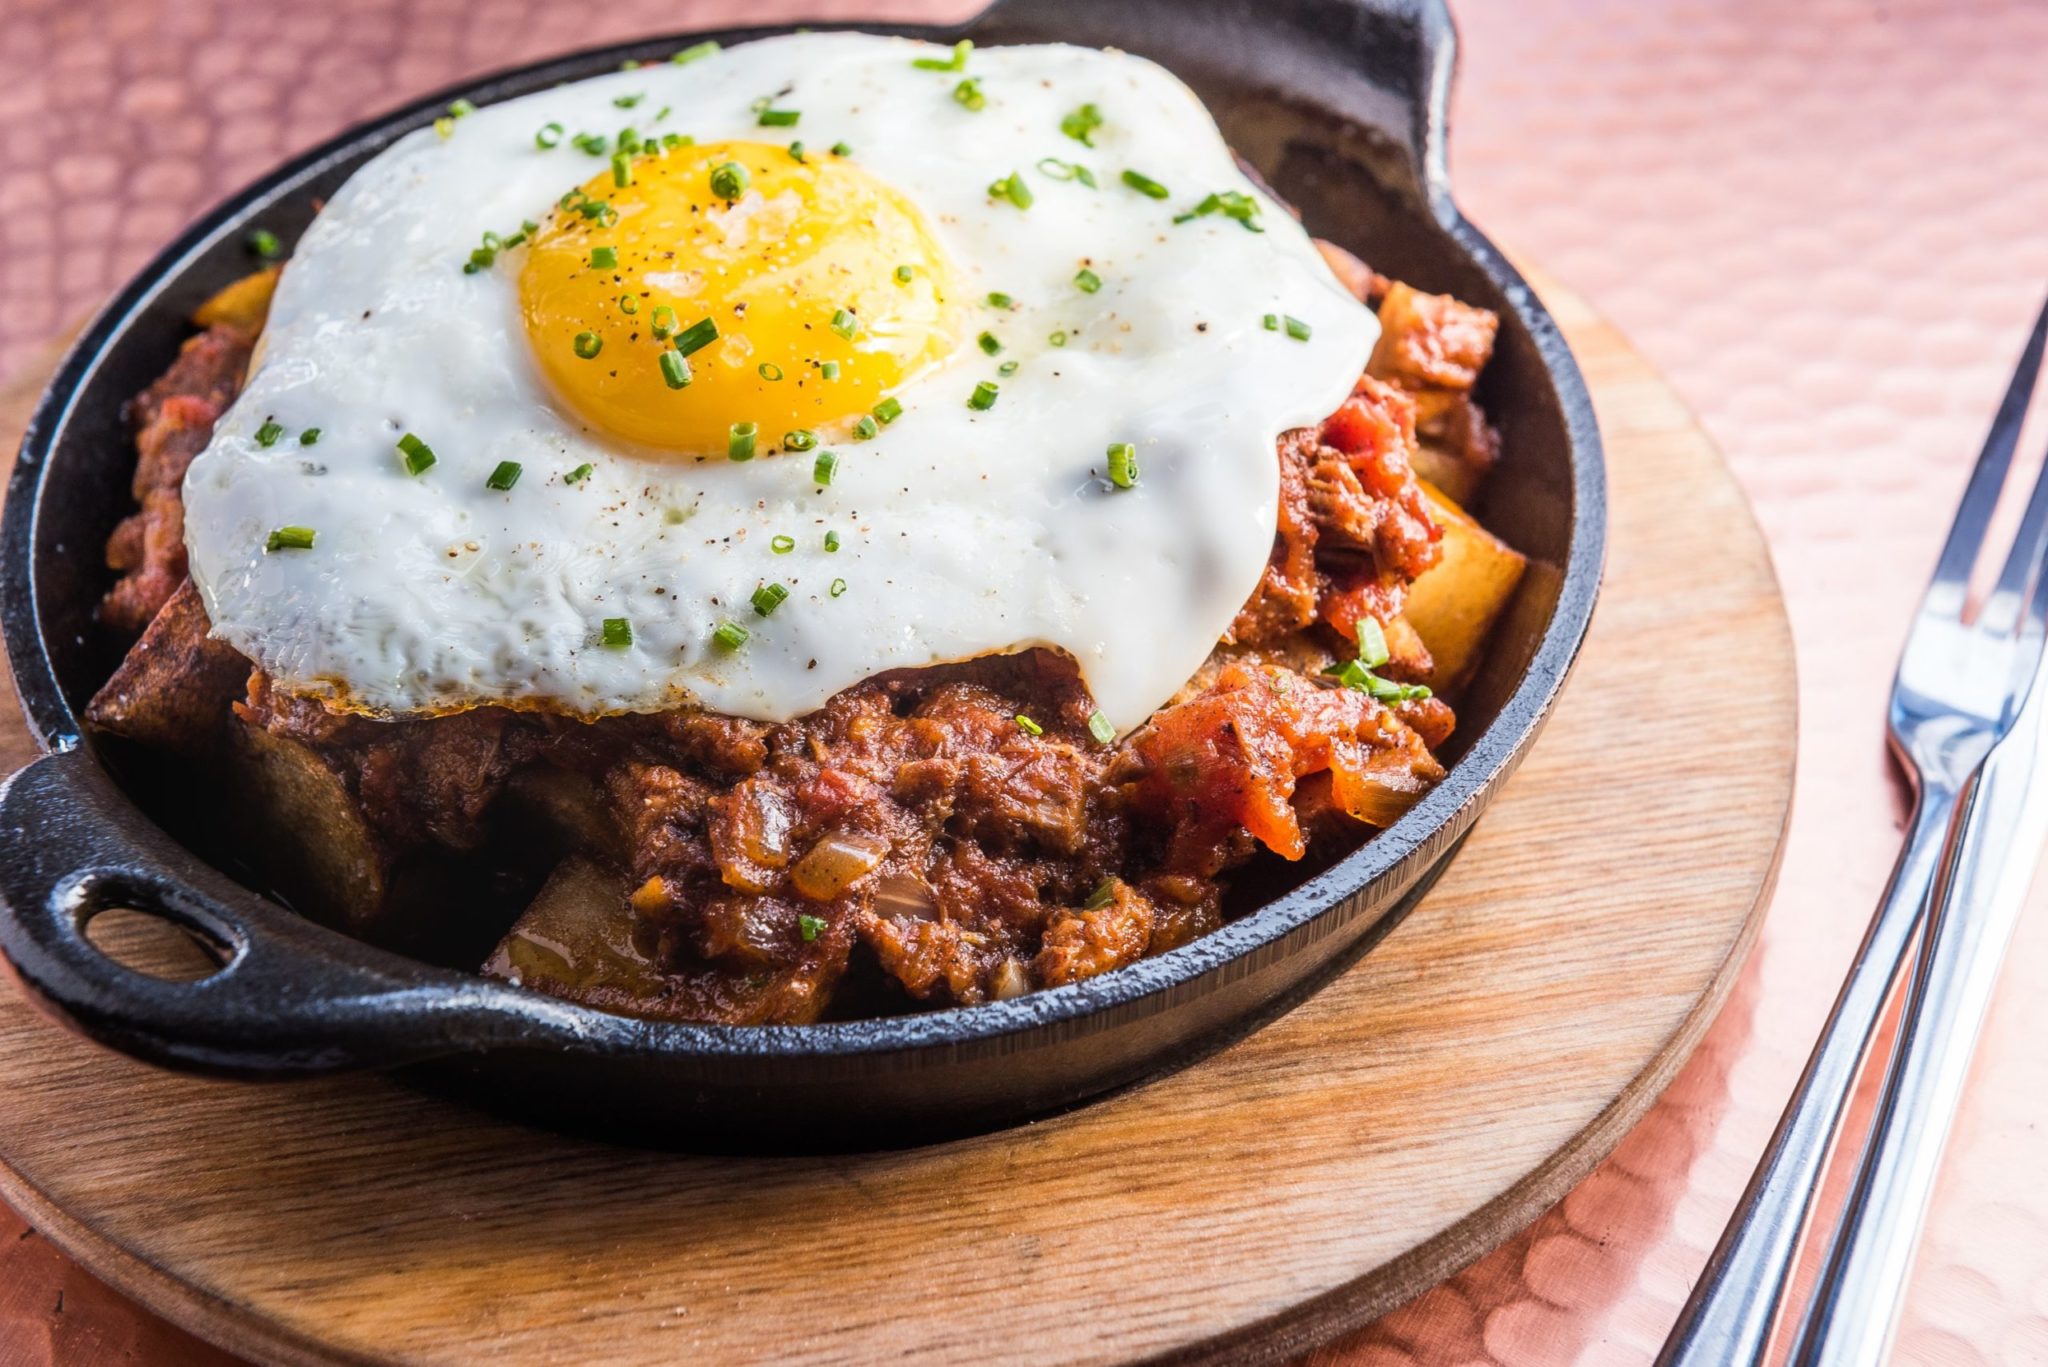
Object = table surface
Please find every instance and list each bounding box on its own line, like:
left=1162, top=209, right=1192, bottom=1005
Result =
left=4, top=1, right=2048, bottom=1363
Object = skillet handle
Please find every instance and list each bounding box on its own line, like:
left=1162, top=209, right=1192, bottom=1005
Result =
left=968, top=0, right=1457, bottom=203
left=0, top=746, right=522, bottom=1076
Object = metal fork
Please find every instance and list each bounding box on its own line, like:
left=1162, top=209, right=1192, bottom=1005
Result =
left=1658, top=294, right=2048, bottom=1367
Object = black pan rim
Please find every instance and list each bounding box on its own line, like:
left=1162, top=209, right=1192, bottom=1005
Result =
left=0, top=0, right=1606, bottom=1063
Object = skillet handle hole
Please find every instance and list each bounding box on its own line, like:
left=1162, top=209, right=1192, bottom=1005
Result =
left=81, top=906, right=231, bottom=984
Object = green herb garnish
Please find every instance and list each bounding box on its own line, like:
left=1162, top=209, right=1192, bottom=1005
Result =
left=396, top=432, right=436, bottom=476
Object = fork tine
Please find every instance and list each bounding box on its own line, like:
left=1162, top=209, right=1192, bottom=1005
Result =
left=1924, top=294, right=2048, bottom=615
left=1980, top=427, right=2048, bottom=638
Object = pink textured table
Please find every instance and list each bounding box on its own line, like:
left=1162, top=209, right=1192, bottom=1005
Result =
left=5, top=1, right=2048, bottom=1362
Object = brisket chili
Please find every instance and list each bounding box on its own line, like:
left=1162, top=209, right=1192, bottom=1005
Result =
left=91, top=250, right=1498, bottom=1024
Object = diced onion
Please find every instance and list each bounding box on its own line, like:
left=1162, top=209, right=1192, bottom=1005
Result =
left=873, top=873, right=939, bottom=921
left=790, top=831, right=890, bottom=901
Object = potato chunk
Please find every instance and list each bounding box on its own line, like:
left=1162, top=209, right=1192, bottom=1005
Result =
left=191, top=266, right=279, bottom=336
left=1369, top=281, right=1500, bottom=391
left=85, top=580, right=248, bottom=758
left=1402, top=482, right=1528, bottom=694
left=224, top=719, right=388, bottom=934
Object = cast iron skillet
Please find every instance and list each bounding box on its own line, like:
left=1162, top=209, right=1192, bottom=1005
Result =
left=0, top=0, right=1602, bottom=1146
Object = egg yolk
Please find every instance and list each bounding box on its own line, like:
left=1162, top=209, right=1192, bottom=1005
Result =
left=521, top=141, right=960, bottom=454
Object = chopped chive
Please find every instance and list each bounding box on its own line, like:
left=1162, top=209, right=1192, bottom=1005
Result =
left=968, top=380, right=999, bottom=411
left=1087, top=711, right=1115, bottom=745
left=254, top=419, right=284, bottom=448
left=784, top=429, right=818, bottom=452
left=1107, top=442, right=1139, bottom=489
left=265, top=525, right=316, bottom=552
left=873, top=396, right=904, bottom=425
left=1323, top=659, right=1370, bottom=690
left=852, top=415, right=878, bottom=441
left=298, top=427, right=321, bottom=446
left=751, top=581, right=790, bottom=615
left=813, top=450, right=838, bottom=484
left=829, top=577, right=848, bottom=597
left=396, top=432, right=436, bottom=476
left=434, top=116, right=456, bottom=140
left=651, top=306, right=677, bottom=339
left=1049, top=330, right=1068, bottom=347
left=247, top=228, right=281, bottom=259
left=759, top=361, right=784, bottom=381
left=712, top=620, right=750, bottom=650
left=1060, top=102, right=1103, bottom=147
left=659, top=351, right=692, bottom=389
left=830, top=308, right=859, bottom=340
left=1015, top=713, right=1043, bottom=736
left=619, top=294, right=639, bottom=314
left=987, top=171, right=1032, bottom=209
left=986, top=291, right=1014, bottom=308
left=1037, top=157, right=1096, bottom=188
left=573, top=331, right=603, bottom=360
left=1284, top=315, right=1312, bottom=341
left=601, top=617, right=633, bottom=647
left=788, top=140, right=806, bottom=162
left=912, top=39, right=972, bottom=71
left=820, top=360, right=842, bottom=381
left=830, top=140, right=853, bottom=157
left=1074, top=267, right=1102, bottom=294
left=671, top=40, right=720, bottom=64
left=757, top=107, right=801, bottom=128
left=798, top=913, right=826, bottom=942
left=617, top=127, right=642, bottom=154
left=535, top=121, right=564, bottom=148
left=1172, top=189, right=1264, bottom=232
left=588, top=245, right=618, bottom=269
left=825, top=530, right=840, bottom=552
left=565, top=462, right=594, bottom=485
left=729, top=422, right=757, bottom=462
left=674, top=317, right=720, bottom=356
left=977, top=331, right=1002, bottom=355
left=1356, top=617, right=1391, bottom=669
left=770, top=535, right=795, bottom=554
left=895, top=264, right=916, bottom=284
left=610, top=155, right=633, bottom=188
left=1262, top=312, right=1280, bottom=331
left=709, top=161, right=749, bottom=200
left=486, top=460, right=523, bottom=491
left=997, top=359, right=1019, bottom=376
left=613, top=91, right=644, bottom=109
left=953, top=77, right=986, bottom=111
left=1084, top=878, right=1118, bottom=910
left=1365, top=674, right=1432, bottom=703
left=572, top=131, right=608, bottom=155
left=1121, top=169, right=1170, bottom=199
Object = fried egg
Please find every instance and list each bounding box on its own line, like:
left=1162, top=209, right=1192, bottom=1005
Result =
left=183, top=33, right=1378, bottom=731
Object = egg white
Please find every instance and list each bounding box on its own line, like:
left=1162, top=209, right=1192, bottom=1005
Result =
left=182, top=33, right=1378, bottom=730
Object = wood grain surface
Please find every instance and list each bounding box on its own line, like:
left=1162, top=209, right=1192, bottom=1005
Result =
left=0, top=270, right=1795, bottom=1365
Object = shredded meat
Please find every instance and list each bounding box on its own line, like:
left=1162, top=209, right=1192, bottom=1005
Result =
left=101, top=325, right=253, bottom=630
left=89, top=249, right=1506, bottom=1025
left=1229, top=374, right=1443, bottom=654
left=238, top=676, right=542, bottom=859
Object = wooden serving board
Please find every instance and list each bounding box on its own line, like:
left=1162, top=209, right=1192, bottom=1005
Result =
left=0, top=272, right=1794, bottom=1365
